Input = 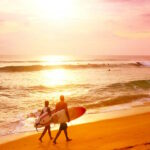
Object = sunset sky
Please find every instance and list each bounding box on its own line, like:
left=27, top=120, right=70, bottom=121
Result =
left=0, top=0, right=150, bottom=55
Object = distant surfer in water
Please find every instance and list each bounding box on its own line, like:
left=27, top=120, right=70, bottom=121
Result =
left=53, top=95, right=72, bottom=144
left=39, top=100, right=53, bottom=142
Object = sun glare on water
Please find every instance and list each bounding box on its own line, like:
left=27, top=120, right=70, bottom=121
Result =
left=42, top=69, right=67, bottom=86
left=39, top=56, right=75, bottom=87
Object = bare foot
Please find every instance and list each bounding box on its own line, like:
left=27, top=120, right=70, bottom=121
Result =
left=39, top=138, right=42, bottom=143
left=66, top=138, right=72, bottom=142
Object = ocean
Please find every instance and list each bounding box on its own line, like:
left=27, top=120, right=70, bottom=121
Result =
left=0, top=55, right=150, bottom=136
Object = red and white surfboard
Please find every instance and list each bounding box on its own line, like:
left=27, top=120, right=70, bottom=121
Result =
left=34, top=107, right=86, bottom=128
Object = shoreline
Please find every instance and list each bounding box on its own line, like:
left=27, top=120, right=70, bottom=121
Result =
left=1, top=104, right=150, bottom=146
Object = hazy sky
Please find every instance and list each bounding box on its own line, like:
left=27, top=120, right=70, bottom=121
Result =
left=0, top=0, right=150, bottom=55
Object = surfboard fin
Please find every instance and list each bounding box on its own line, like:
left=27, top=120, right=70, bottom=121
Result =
left=36, top=127, right=38, bottom=132
left=34, top=123, right=39, bottom=132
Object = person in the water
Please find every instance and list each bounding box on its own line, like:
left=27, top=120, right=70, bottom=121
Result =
left=39, top=101, right=53, bottom=142
left=53, top=95, right=72, bottom=144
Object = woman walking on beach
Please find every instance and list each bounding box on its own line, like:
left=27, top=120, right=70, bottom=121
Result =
left=39, top=100, right=53, bottom=142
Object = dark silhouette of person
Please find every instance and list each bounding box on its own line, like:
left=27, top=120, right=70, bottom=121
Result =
left=39, top=100, right=53, bottom=142
left=53, top=95, right=72, bottom=144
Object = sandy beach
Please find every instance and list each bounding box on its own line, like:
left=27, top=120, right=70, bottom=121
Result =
left=1, top=112, right=150, bottom=150
left=0, top=0, right=150, bottom=148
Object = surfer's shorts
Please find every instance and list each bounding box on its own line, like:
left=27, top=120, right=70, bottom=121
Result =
left=59, top=123, right=67, bottom=130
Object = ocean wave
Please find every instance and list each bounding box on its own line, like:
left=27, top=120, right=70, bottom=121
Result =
left=27, top=84, right=93, bottom=90
left=107, top=80, right=150, bottom=90
left=92, top=97, right=150, bottom=113
left=140, top=61, right=150, bottom=67
left=0, top=61, right=42, bottom=63
left=0, top=86, right=9, bottom=90
left=85, top=94, right=150, bottom=109
left=0, top=84, right=94, bottom=94
left=0, top=62, right=149, bottom=72
left=0, top=79, right=149, bottom=93
left=0, top=101, right=18, bottom=110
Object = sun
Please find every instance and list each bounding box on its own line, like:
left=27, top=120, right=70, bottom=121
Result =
left=36, top=0, right=75, bottom=22
left=40, top=55, right=74, bottom=86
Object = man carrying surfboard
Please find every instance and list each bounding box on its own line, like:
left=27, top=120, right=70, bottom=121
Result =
left=39, top=100, right=53, bottom=142
left=53, top=95, right=72, bottom=144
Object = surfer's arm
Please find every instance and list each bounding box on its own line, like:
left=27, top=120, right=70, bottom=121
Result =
left=55, top=103, right=59, bottom=112
left=65, top=105, right=70, bottom=122
left=47, top=107, right=51, bottom=116
left=40, top=110, right=43, bottom=116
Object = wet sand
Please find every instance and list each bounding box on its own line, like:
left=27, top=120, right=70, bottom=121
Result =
left=1, top=112, right=150, bottom=150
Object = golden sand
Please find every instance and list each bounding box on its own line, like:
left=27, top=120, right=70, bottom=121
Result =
left=1, top=112, right=150, bottom=150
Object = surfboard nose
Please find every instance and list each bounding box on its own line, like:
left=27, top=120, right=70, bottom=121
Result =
left=78, top=107, right=86, bottom=115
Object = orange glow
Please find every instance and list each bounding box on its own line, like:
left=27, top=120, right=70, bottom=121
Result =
left=1, top=0, right=150, bottom=55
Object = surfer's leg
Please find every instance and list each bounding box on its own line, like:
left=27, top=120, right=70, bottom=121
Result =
left=53, top=124, right=63, bottom=144
left=48, top=125, right=53, bottom=139
left=39, top=127, right=47, bottom=142
left=62, top=123, right=72, bottom=141
left=53, top=130, right=61, bottom=144
left=64, top=128, right=72, bottom=141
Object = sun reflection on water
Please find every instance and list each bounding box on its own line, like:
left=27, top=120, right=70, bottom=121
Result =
left=40, top=69, right=75, bottom=98
left=38, top=55, right=78, bottom=98
left=41, top=69, right=73, bottom=87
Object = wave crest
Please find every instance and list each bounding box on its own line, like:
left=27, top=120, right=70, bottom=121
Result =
left=85, top=94, right=150, bottom=109
left=107, top=80, right=150, bottom=90
left=0, top=62, right=149, bottom=72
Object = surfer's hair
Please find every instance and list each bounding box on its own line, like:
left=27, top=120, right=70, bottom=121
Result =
left=45, top=101, right=49, bottom=106
left=60, top=95, right=64, bottom=101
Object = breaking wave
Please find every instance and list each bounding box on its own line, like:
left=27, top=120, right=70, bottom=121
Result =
left=0, top=79, right=150, bottom=92
left=0, top=84, right=93, bottom=92
left=107, top=80, right=150, bottom=90
left=0, top=61, right=149, bottom=72
left=85, top=94, right=150, bottom=109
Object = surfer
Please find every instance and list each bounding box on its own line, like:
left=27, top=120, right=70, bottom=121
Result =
left=39, top=100, right=53, bottom=142
left=53, top=95, right=72, bottom=144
